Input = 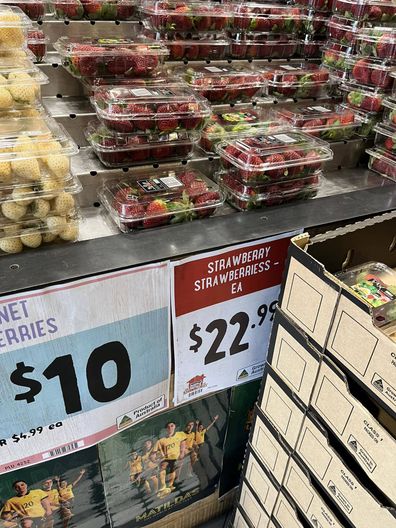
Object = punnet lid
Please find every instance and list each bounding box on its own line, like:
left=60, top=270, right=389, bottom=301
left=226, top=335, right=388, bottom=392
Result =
left=183, top=64, right=266, bottom=85
left=374, top=121, right=396, bottom=138
left=0, top=5, right=32, bottom=27
left=357, top=26, right=396, bottom=43
left=0, top=58, right=49, bottom=86
left=262, top=62, right=329, bottom=85
left=216, top=131, right=333, bottom=173
left=85, top=120, right=199, bottom=151
left=367, top=145, right=396, bottom=166
left=275, top=103, right=358, bottom=129
left=99, top=167, right=224, bottom=225
left=140, top=0, right=229, bottom=15
left=201, top=106, right=285, bottom=139
left=92, top=83, right=211, bottom=121
left=383, top=96, right=396, bottom=111
left=0, top=114, right=78, bottom=161
left=54, top=36, right=169, bottom=58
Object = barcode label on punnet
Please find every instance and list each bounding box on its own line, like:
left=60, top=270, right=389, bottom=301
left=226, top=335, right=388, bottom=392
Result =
left=42, top=440, right=85, bottom=459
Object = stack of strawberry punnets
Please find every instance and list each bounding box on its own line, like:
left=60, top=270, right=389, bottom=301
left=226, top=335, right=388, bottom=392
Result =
left=99, top=168, right=224, bottom=231
left=139, top=0, right=231, bottom=63
left=228, top=2, right=304, bottom=60
left=215, top=130, right=333, bottom=210
left=292, top=0, right=333, bottom=59
left=0, top=113, right=81, bottom=254
left=89, top=82, right=211, bottom=166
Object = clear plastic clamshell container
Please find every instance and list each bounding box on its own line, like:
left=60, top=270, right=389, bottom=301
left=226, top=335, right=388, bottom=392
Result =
left=327, top=15, right=359, bottom=46
left=92, top=82, right=211, bottom=134
left=28, top=29, right=49, bottom=63
left=0, top=114, right=78, bottom=191
left=298, top=38, right=324, bottom=58
left=218, top=169, right=321, bottom=210
left=367, top=145, right=396, bottom=180
left=0, top=58, right=48, bottom=109
left=383, top=97, right=396, bottom=127
left=0, top=214, right=79, bottom=254
left=262, top=62, right=330, bottom=99
left=337, top=262, right=396, bottom=309
left=340, top=102, right=381, bottom=137
left=356, top=27, right=396, bottom=60
left=229, top=3, right=303, bottom=34
left=0, top=5, right=32, bottom=49
left=341, top=82, right=388, bottom=113
left=334, top=0, right=396, bottom=23
left=322, top=43, right=353, bottom=74
left=99, top=168, right=225, bottom=231
left=161, top=33, right=230, bottom=61
left=199, top=105, right=286, bottom=153
left=52, top=0, right=137, bottom=20
left=54, top=37, right=168, bottom=79
left=275, top=103, right=360, bottom=141
left=139, top=0, right=231, bottom=32
left=0, top=0, right=52, bottom=21
left=348, top=56, right=394, bottom=90
left=181, top=64, right=266, bottom=104
left=85, top=120, right=199, bottom=167
left=293, top=0, right=333, bottom=12
left=216, top=130, right=333, bottom=185
left=374, top=122, right=396, bottom=152
left=230, top=33, right=299, bottom=59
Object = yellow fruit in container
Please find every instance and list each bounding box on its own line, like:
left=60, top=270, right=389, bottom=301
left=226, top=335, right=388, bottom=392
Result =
left=0, top=160, right=11, bottom=182
left=12, top=186, right=34, bottom=205
left=46, top=215, right=67, bottom=235
left=59, top=221, right=78, bottom=242
left=53, top=192, right=75, bottom=215
left=0, top=87, right=13, bottom=109
left=8, top=73, right=36, bottom=104
left=32, top=198, right=50, bottom=219
left=0, top=236, right=23, bottom=254
left=1, top=201, right=26, bottom=221
left=42, top=231, right=57, bottom=243
left=11, top=157, right=41, bottom=181
left=20, top=229, right=42, bottom=248
left=44, top=154, right=69, bottom=179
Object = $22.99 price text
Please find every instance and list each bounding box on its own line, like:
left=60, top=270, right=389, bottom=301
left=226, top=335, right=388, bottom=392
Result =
left=189, top=301, right=277, bottom=365
left=7, top=340, right=132, bottom=419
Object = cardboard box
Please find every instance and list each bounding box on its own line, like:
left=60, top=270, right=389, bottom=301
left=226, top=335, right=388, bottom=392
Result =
left=279, top=214, right=396, bottom=418
left=273, top=490, right=305, bottom=528
left=233, top=508, right=251, bottom=528
left=250, top=408, right=291, bottom=486
left=267, top=309, right=321, bottom=407
left=284, top=455, right=348, bottom=528
left=243, top=448, right=281, bottom=517
left=238, top=480, right=272, bottom=528
left=257, top=365, right=306, bottom=449
left=295, top=413, right=396, bottom=528
left=311, top=356, right=396, bottom=503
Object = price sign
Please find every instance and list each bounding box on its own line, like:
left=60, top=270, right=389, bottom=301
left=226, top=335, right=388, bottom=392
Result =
left=171, top=234, right=297, bottom=404
left=0, top=263, right=170, bottom=474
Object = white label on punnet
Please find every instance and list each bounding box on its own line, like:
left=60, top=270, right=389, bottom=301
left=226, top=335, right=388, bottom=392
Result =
left=273, top=134, right=296, bottom=144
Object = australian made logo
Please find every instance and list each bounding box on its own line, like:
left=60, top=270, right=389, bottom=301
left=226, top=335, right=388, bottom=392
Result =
left=184, top=374, right=207, bottom=397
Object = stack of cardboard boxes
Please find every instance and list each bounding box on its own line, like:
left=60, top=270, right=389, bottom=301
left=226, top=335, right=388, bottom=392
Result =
left=234, top=211, right=396, bottom=528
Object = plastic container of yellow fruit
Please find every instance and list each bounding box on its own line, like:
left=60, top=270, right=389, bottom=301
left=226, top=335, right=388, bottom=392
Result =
left=0, top=214, right=80, bottom=254
left=0, top=58, right=49, bottom=110
left=0, top=5, right=32, bottom=50
left=0, top=113, right=78, bottom=189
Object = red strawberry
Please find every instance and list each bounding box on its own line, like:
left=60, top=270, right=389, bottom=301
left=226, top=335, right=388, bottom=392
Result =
left=179, top=170, right=198, bottom=186
left=143, top=199, right=169, bottom=228
left=116, top=0, right=135, bottom=19
left=114, top=187, right=145, bottom=227
left=340, top=111, right=355, bottom=124
left=368, top=5, right=382, bottom=20
left=264, top=154, right=286, bottom=180
left=352, top=59, right=370, bottom=85
left=126, top=136, right=149, bottom=162
left=157, top=104, right=179, bottom=132
left=194, top=191, right=220, bottom=217
left=363, top=95, right=382, bottom=113
left=187, top=179, right=209, bottom=197
left=28, top=30, right=47, bottom=62
left=304, top=150, right=322, bottom=171
left=302, top=119, right=326, bottom=136
left=178, top=102, right=203, bottom=130
left=171, top=5, right=193, bottom=30
left=168, top=42, right=185, bottom=60
left=371, top=69, right=392, bottom=90
left=384, top=137, right=396, bottom=151
left=377, top=35, right=394, bottom=60
left=55, top=0, right=84, bottom=19
left=152, top=144, right=173, bottom=159
left=237, top=152, right=263, bottom=181
left=127, top=104, right=152, bottom=132
left=283, top=150, right=304, bottom=176
left=277, top=74, right=298, bottom=97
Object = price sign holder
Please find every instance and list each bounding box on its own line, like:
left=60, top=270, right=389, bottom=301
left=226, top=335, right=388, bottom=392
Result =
left=0, top=263, right=170, bottom=474
left=171, top=233, right=298, bottom=405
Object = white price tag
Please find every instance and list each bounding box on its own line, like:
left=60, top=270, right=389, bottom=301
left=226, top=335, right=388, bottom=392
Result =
left=273, top=133, right=297, bottom=144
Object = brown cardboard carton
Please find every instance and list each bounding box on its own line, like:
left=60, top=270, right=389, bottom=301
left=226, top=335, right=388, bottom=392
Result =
left=238, top=480, right=272, bottom=528
left=267, top=308, right=321, bottom=406
left=279, top=213, right=396, bottom=417
left=295, top=413, right=396, bottom=528
left=273, top=490, right=305, bottom=528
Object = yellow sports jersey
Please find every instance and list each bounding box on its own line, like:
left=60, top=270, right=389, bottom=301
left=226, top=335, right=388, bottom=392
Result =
left=1, top=489, right=48, bottom=518
left=59, top=485, right=74, bottom=501
left=129, top=457, right=143, bottom=475
left=184, top=432, right=195, bottom=450
left=195, top=429, right=207, bottom=445
left=156, top=432, right=187, bottom=460
left=47, top=489, right=60, bottom=509
left=141, top=449, right=153, bottom=466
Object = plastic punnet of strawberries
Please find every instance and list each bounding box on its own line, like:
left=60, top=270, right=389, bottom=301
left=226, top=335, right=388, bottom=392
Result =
left=356, top=27, right=396, bottom=60
left=263, top=63, right=330, bottom=99
left=28, top=29, right=48, bottom=63
left=342, top=83, right=386, bottom=113
left=140, top=0, right=231, bottom=32
left=334, top=0, right=396, bottom=22
left=53, top=0, right=136, bottom=19
left=100, top=169, right=224, bottom=231
left=349, top=56, right=393, bottom=90
left=92, top=83, right=211, bottom=134
left=163, top=34, right=230, bottom=61
left=367, top=147, right=396, bottom=180
left=54, top=37, right=169, bottom=79
left=230, top=33, right=299, bottom=60
left=216, top=131, right=333, bottom=185
left=230, top=3, right=303, bottom=34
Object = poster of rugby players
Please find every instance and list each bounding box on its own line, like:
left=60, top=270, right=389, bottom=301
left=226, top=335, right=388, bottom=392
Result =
left=98, top=391, right=230, bottom=527
left=0, top=447, right=109, bottom=528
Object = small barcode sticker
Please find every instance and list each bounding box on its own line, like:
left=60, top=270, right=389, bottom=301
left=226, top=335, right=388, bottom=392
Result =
left=280, top=65, right=298, bottom=71
left=42, top=440, right=84, bottom=460
left=205, top=66, right=223, bottom=73
left=310, top=105, right=332, bottom=113
left=131, top=88, right=153, bottom=97
left=160, top=176, right=183, bottom=188
left=273, top=134, right=296, bottom=144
